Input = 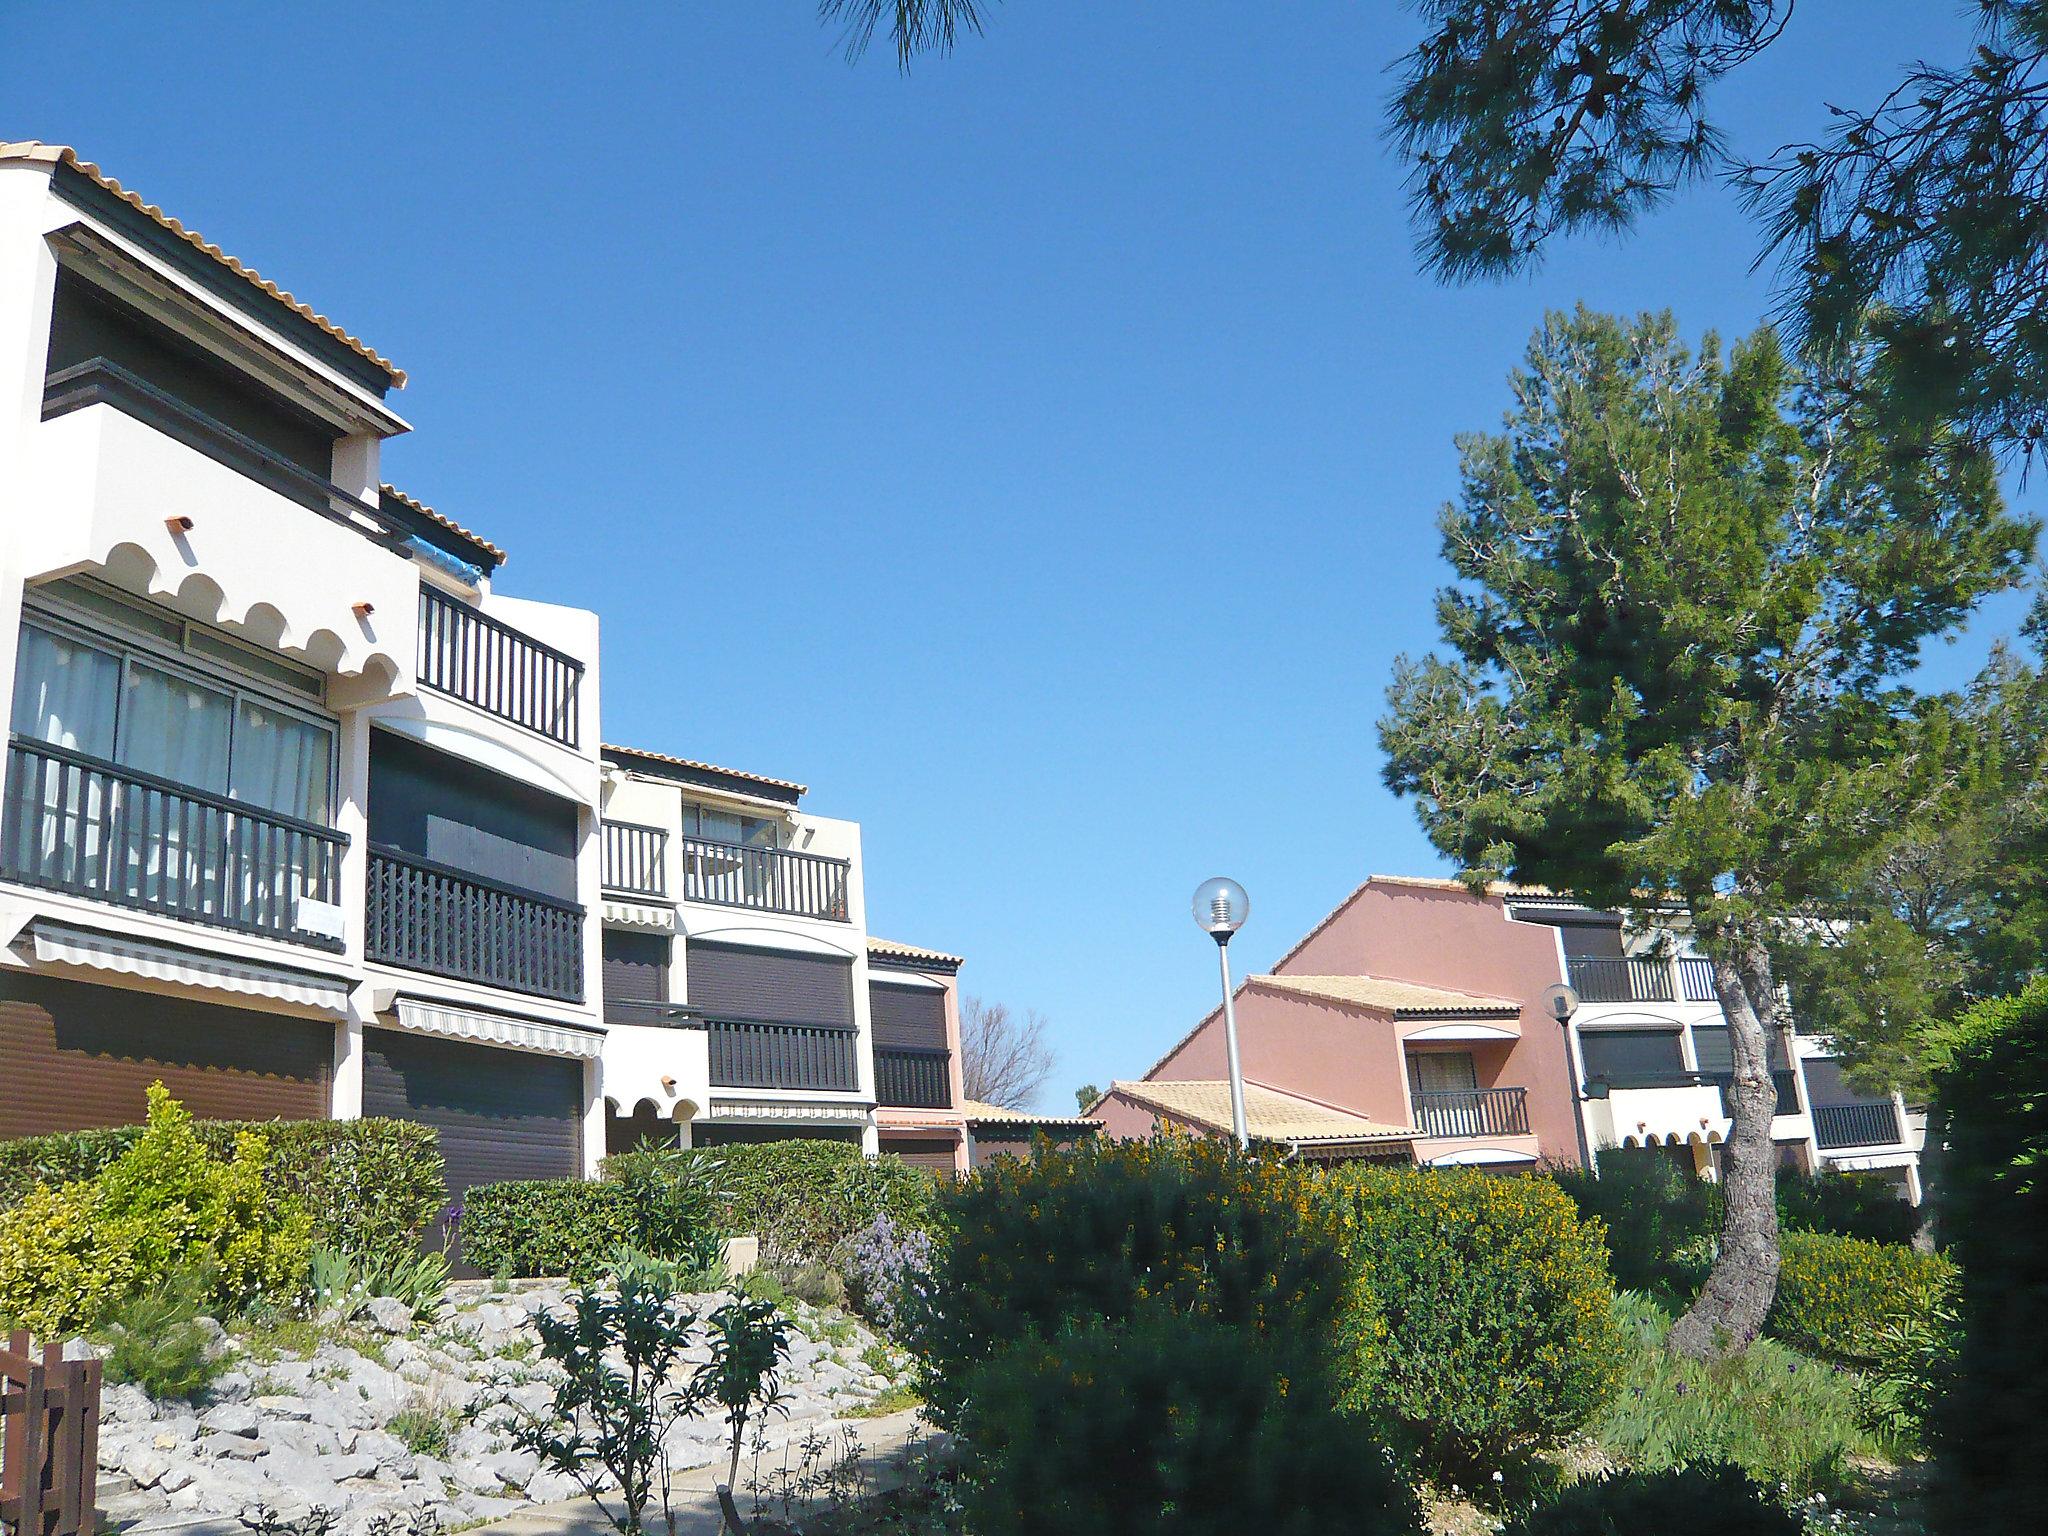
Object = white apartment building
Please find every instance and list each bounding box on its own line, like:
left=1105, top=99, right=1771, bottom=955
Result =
left=1505, top=892, right=1926, bottom=1202
left=0, top=142, right=973, bottom=1234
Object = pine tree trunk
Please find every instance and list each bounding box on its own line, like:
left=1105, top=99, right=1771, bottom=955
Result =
left=1667, top=937, right=1783, bottom=1359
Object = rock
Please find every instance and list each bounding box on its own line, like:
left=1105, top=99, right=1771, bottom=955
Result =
left=525, top=1469, right=581, bottom=1504
left=152, top=1431, right=182, bottom=1452
left=253, top=1395, right=314, bottom=1422
left=156, top=1464, right=197, bottom=1495
left=120, top=1449, right=172, bottom=1489
left=209, top=1370, right=253, bottom=1404
left=212, top=1437, right=270, bottom=1461
left=202, top=1403, right=260, bottom=1438
left=364, top=1297, right=414, bottom=1336
left=477, top=1449, right=537, bottom=1491
left=101, top=1383, right=155, bottom=1424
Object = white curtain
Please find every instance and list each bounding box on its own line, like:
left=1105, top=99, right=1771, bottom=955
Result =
left=10, top=626, right=119, bottom=755
left=117, top=661, right=231, bottom=911
left=232, top=700, right=331, bottom=823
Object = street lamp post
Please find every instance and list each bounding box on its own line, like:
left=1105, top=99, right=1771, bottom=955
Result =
left=1541, top=981, right=1594, bottom=1171
left=1192, top=877, right=1251, bottom=1149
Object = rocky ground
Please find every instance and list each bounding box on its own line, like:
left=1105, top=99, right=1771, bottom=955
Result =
left=90, top=1280, right=918, bottom=1536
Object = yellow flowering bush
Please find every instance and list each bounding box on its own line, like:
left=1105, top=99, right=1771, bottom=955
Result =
left=915, top=1135, right=1376, bottom=1428
left=1767, top=1229, right=1955, bottom=1366
left=1321, top=1165, right=1628, bottom=1472
left=0, top=1084, right=310, bottom=1336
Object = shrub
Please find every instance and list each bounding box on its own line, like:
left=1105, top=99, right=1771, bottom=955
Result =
left=99, top=1267, right=221, bottom=1403
left=0, top=1085, right=310, bottom=1335
left=606, top=1140, right=936, bottom=1271
left=458, top=1181, right=638, bottom=1281
left=1551, top=1151, right=1718, bottom=1296
left=1927, top=978, right=2048, bottom=1536
left=1774, top=1169, right=1921, bottom=1246
left=916, top=1136, right=1370, bottom=1428
left=1767, top=1230, right=1955, bottom=1366
left=844, top=1209, right=935, bottom=1339
left=953, top=1307, right=1424, bottom=1536
left=1322, top=1165, right=1627, bottom=1471
left=1593, top=1295, right=1880, bottom=1498
left=597, top=1148, right=723, bottom=1275
left=309, top=1245, right=450, bottom=1322
left=0, top=1115, right=444, bottom=1270
left=1503, top=1465, right=1801, bottom=1536
left=1856, top=1297, right=1959, bottom=1451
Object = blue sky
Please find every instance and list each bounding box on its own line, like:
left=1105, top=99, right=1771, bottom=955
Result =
left=7, top=1, right=2034, bottom=1106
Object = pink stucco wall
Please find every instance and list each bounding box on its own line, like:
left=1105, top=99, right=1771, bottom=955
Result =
left=1153, top=987, right=1413, bottom=1127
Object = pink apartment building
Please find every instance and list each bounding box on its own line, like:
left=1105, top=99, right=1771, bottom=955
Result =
left=1094, top=877, right=1583, bottom=1168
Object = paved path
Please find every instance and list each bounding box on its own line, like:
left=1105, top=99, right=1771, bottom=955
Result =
left=471, top=1410, right=937, bottom=1536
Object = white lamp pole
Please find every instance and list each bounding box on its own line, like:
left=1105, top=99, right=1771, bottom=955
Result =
left=1193, top=877, right=1251, bottom=1149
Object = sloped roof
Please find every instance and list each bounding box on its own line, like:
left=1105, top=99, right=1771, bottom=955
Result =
left=867, top=937, right=964, bottom=969
left=380, top=484, right=507, bottom=570
left=1109, top=1080, right=1414, bottom=1146
left=1249, top=973, right=1521, bottom=1017
left=602, top=743, right=807, bottom=798
left=2, top=141, right=404, bottom=386
left=961, top=1098, right=1102, bottom=1129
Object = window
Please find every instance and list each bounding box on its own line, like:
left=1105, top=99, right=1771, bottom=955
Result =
left=683, top=803, right=779, bottom=849
left=12, top=605, right=336, bottom=827
left=1579, top=1028, right=1686, bottom=1086
left=1409, top=1052, right=1479, bottom=1096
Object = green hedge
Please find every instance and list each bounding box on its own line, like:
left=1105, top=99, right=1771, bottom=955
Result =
left=0, top=1116, right=444, bottom=1269
left=602, top=1139, right=937, bottom=1270
left=1767, top=1230, right=1956, bottom=1365
left=457, top=1181, right=638, bottom=1281
left=1929, top=979, right=2048, bottom=1536
left=1504, top=1466, right=1801, bottom=1536
left=1323, top=1165, right=1627, bottom=1470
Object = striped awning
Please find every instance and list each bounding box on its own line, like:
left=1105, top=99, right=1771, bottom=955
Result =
left=390, top=995, right=603, bottom=1060
left=26, top=920, right=351, bottom=1014
left=601, top=899, right=676, bottom=931
left=705, top=1098, right=872, bottom=1125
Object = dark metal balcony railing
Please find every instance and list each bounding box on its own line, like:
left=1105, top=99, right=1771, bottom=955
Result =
left=1704, top=1069, right=1802, bottom=1119
left=418, top=587, right=582, bottom=749
left=1566, top=955, right=1676, bottom=1004
left=876, top=1047, right=952, bottom=1109
left=2, top=736, right=346, bottom=950
left=1411, top=1086, right=1530, bottom=1139
left=707, top=1018, right=860, bottom=1092
left=1678, top=957, right=1719, bottom=1003
left=366, top=846, right=583, bottom=1002
left=41, top=358, right=414, bottom=552
left=602, top=821, right=668, bottom=898
left=679, top=835, right=850, bottom=922
left=1814, top=1101, right=1903, bottom=1150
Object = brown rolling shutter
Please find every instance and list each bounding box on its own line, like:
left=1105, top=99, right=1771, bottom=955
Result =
left=0, top=970, right=331, bottom=1139
left=602, top=930, right=668, bottom=1004
left=361, top=1027, right=582, bottom=1204
left=685, top=942, right=853, bottom=1027
left=883, top=1137, right=958, bottom=1175
left=869, top=981, right=947, bottom=1050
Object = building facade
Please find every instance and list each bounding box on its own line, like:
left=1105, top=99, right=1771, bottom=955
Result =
left=1100, top=876, right=1924, bottom=1200
left=0, top=143, right=974, bottom=1213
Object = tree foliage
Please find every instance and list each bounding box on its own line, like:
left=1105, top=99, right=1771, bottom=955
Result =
left=1394, top=1, right=2048, bottom=460
left=818, top=0, right=990, bottom=69
left=1378, top=307, right=2031, bottom=1353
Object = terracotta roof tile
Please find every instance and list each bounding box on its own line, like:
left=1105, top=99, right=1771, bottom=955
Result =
left=380, top=483, right=508, bottom=567
left=1249, top=973, right=1522, bottom=1017
left=1110, top=1080, right=1414, bottom=1145
left=2, top=141, right=405, bottom=386
left=601, top=743, right=807, bottom=797
left=961, top=1099, right=1102, bottom=1129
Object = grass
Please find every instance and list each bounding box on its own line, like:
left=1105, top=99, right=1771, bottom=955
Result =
left=1590, top=1294, right=1891, bottom=1500
left=844, top=1382, right=923, bottom=1420
left=387, top=1394, right=456, bottom=1459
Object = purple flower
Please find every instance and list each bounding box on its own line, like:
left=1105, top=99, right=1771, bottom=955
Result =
left=1674, top=1381, right=1689, bottom=1396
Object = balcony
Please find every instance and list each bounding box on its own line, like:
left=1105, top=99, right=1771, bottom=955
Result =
left=601, top=821, right=668, bottom=898
left=707, top=1018, right=861, bottom=1092
left=1814, top=1101, right=1903, bottom=1150
left=1411, top=1086, right=1530, bottom=1138
left=366, top=846, right=583, bottom=1001
left=876, top=1047, right=952, bottom=1109
left=679, top=835, right=850, bottom=922
left=2, top=736, right=346, bottom=950
left=30, top=363, right=415, bottom=690
left=1587, top=1069, right=1800, bottom=1118
left=417, top=587, right=582, bottom=749
left=1567, top=955, right=1675, bottom=1004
